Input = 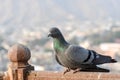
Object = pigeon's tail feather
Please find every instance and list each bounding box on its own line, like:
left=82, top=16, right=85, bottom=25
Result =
left=80, top=66, right=110, bottom=72
left=93, top=54, right=117, bottom=65
left=111, top=59, right=117, bottom=63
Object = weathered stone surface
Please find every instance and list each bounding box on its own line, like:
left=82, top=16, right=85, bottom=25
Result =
left=8, top=44, right=31, bottom=63
left=7, top=44, right=34, bottom=80
left=27, top=71, right=120, bottom=80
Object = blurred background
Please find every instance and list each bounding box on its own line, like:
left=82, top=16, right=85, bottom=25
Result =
left=0, top=0, right=120, bottom=72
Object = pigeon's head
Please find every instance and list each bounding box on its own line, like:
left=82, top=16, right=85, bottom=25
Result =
left=48, top=27, right=62, bottom=38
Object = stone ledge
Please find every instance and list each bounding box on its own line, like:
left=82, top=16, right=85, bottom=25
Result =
left=27, top=71, right=120, bottom=80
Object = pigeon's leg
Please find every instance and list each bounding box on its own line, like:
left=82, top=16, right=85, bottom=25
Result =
left=73, top=68, right=81, bottom=73
left=63, top=68, right=71, bottom=74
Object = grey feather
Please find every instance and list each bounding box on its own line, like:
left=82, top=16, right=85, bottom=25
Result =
left=55, top=54, right=62, bottom=66
left=65, top=45, right=94, bottom=64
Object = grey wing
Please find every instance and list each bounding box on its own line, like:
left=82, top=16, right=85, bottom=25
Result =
left=65, top=45, right=95, bottom=64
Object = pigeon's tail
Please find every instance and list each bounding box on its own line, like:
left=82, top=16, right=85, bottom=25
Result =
left=80, top=66, right=110, bottom=72
left=92, top=53, right=117, bottom=65
left=111, top=59, right=117, bottom=63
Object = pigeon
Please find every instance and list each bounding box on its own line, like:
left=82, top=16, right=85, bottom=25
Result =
left=48, top=27, right=117, bottom=74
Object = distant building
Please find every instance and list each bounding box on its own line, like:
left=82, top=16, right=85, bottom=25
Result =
left=32, top=64, right=45, bottom=71
left=100, top=43, right=120, bottom=51
left=99, top=43, right=120, bottom=57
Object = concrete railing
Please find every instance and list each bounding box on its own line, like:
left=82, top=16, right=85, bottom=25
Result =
left=0, top=44, right=120, bottom=80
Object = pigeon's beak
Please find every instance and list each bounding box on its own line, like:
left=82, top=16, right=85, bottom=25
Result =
left=48, top=33, right=52, bottom=37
